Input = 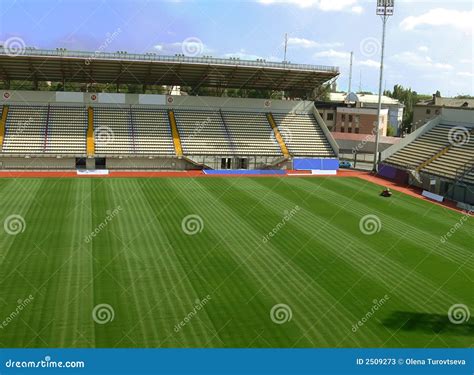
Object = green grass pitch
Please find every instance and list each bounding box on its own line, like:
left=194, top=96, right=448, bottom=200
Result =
left=0, top=177, right=472, bottom=348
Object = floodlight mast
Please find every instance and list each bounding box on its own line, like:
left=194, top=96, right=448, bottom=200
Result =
left=373, top=0, right=394, bottom=173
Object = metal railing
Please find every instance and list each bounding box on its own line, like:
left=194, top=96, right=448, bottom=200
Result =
left=0, top=47, right=339, bottom=73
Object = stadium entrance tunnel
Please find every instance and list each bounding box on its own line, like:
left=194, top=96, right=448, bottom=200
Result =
left=95, top=158, right=107, bottom=170
left=75, top=158, right=86, bottom=169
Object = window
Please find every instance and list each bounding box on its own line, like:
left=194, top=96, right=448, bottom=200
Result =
left=341, top=114, right=346, bottom=121
left=348, top=115, right=353, bottom=122
left=348, top=127, right=352, bottom=133
left=327, top=113, right=334, bottom=121
left=319, top=113, right=324, bottom=118
left=355, top=128, right=360, bottom=134
left=355, top=115, right=360, bottom=124
left=221, top=158, right=232, bottom=169
left=239, top=158, right=248, bottom=169
left=426, top=109, right=431, bottom=114
left=435, top=109, right=440, bottom=115
left=340, top=126, right=345, bottom=133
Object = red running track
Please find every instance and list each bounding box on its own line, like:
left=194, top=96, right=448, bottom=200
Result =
left=0, top=169, right=466, bottom=213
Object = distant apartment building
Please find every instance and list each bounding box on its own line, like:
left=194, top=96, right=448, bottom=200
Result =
left=336, top=106, right=389, bottom=135
left=413, top=95, right=474, bottom=130
left=316, top=92, right=404, bottom=136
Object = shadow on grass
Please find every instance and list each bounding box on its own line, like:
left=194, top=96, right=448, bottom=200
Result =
left=382, top=311, right=474, bottom=336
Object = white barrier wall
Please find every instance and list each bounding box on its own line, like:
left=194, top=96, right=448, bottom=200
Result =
left=1, top=90, right=315, bottom=113
left=312, top=106, right=339, bottom=157
left=0, top=157, right=76, bottom=169
left=441, top=108, right=474, bottom=125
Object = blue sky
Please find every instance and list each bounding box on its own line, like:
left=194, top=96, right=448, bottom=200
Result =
left=0, top=0, right=472, bottom=96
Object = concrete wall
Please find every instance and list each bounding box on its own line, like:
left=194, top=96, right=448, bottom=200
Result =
left=335, top=138, right=398, bottom=154
left=441, top=108, right=474, bottom=125
left=0, top=157, right=76, bottom=169
left=312, top=106, right=339, bottom=157
left=185, top=155, right=290, bottom=170
left=1, top=90, right=314, bottom=114
left=317, top=108, right=336, bottom=129
left=105, top=157, right=189, bottom=170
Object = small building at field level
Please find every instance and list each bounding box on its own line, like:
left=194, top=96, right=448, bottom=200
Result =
left=315, top=92, right=404, bottom=136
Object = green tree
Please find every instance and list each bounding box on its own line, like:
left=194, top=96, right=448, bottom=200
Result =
left=384, top=84, right=431, bottom=133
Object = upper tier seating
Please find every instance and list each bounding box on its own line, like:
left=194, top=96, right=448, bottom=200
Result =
left=131, top=108, right=175, bottom=155
left=94, top=107, right=133, bottom=155
left=221, top=111, right=281, bottom=156
left=272, top=112, right=335, bottom=157
left=94, top=107, right=176, bottom=155
left=422, top=128, right=474, bottom=181
left=1, top=105, right=338, bottom=159
left=46, top=106, right=87, bottom=154
left=174, top=110, right=233, bottom=155
left=384, top=125, right=453, bottom=168
left=384, top=124, right=474, bottom=183
left=2, top=105, right=48, bottom=154
left=2, top=105, right=87, bottom=154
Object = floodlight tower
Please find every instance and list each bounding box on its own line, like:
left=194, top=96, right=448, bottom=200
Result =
left=373, top=0, right=394, bottom=173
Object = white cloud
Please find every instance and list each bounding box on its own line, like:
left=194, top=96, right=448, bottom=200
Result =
left=258, top=0, right=362, bottom=12
left=392, top=51, right=454, bottom=71
left=358, top=59, right=380, bottom=69
left=287, top=37, right=343, bottom=48
left=418, top=46, right=429, bottom=52
left=460, top=59, right=473, bottom=64
left=223, top=49, right=280, bottom=62
left=400, top=8, right=473, bottom=34
left=457, top=72, right=474, bottom=78
left=314, top=49, right=350, bottom=59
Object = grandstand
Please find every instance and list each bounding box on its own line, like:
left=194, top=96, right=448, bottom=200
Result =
left=0, top=47, right=342, bottom=171
left=381, top=108, right=474, bottom=205
left=0, top=93, right=339, bottom=170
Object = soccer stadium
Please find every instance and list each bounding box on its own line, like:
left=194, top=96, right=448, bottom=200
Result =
left=0, top=0, right=472, bottom=364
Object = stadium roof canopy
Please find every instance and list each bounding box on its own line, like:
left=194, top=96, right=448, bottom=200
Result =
left=0, top=47, right=339, bottom=91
